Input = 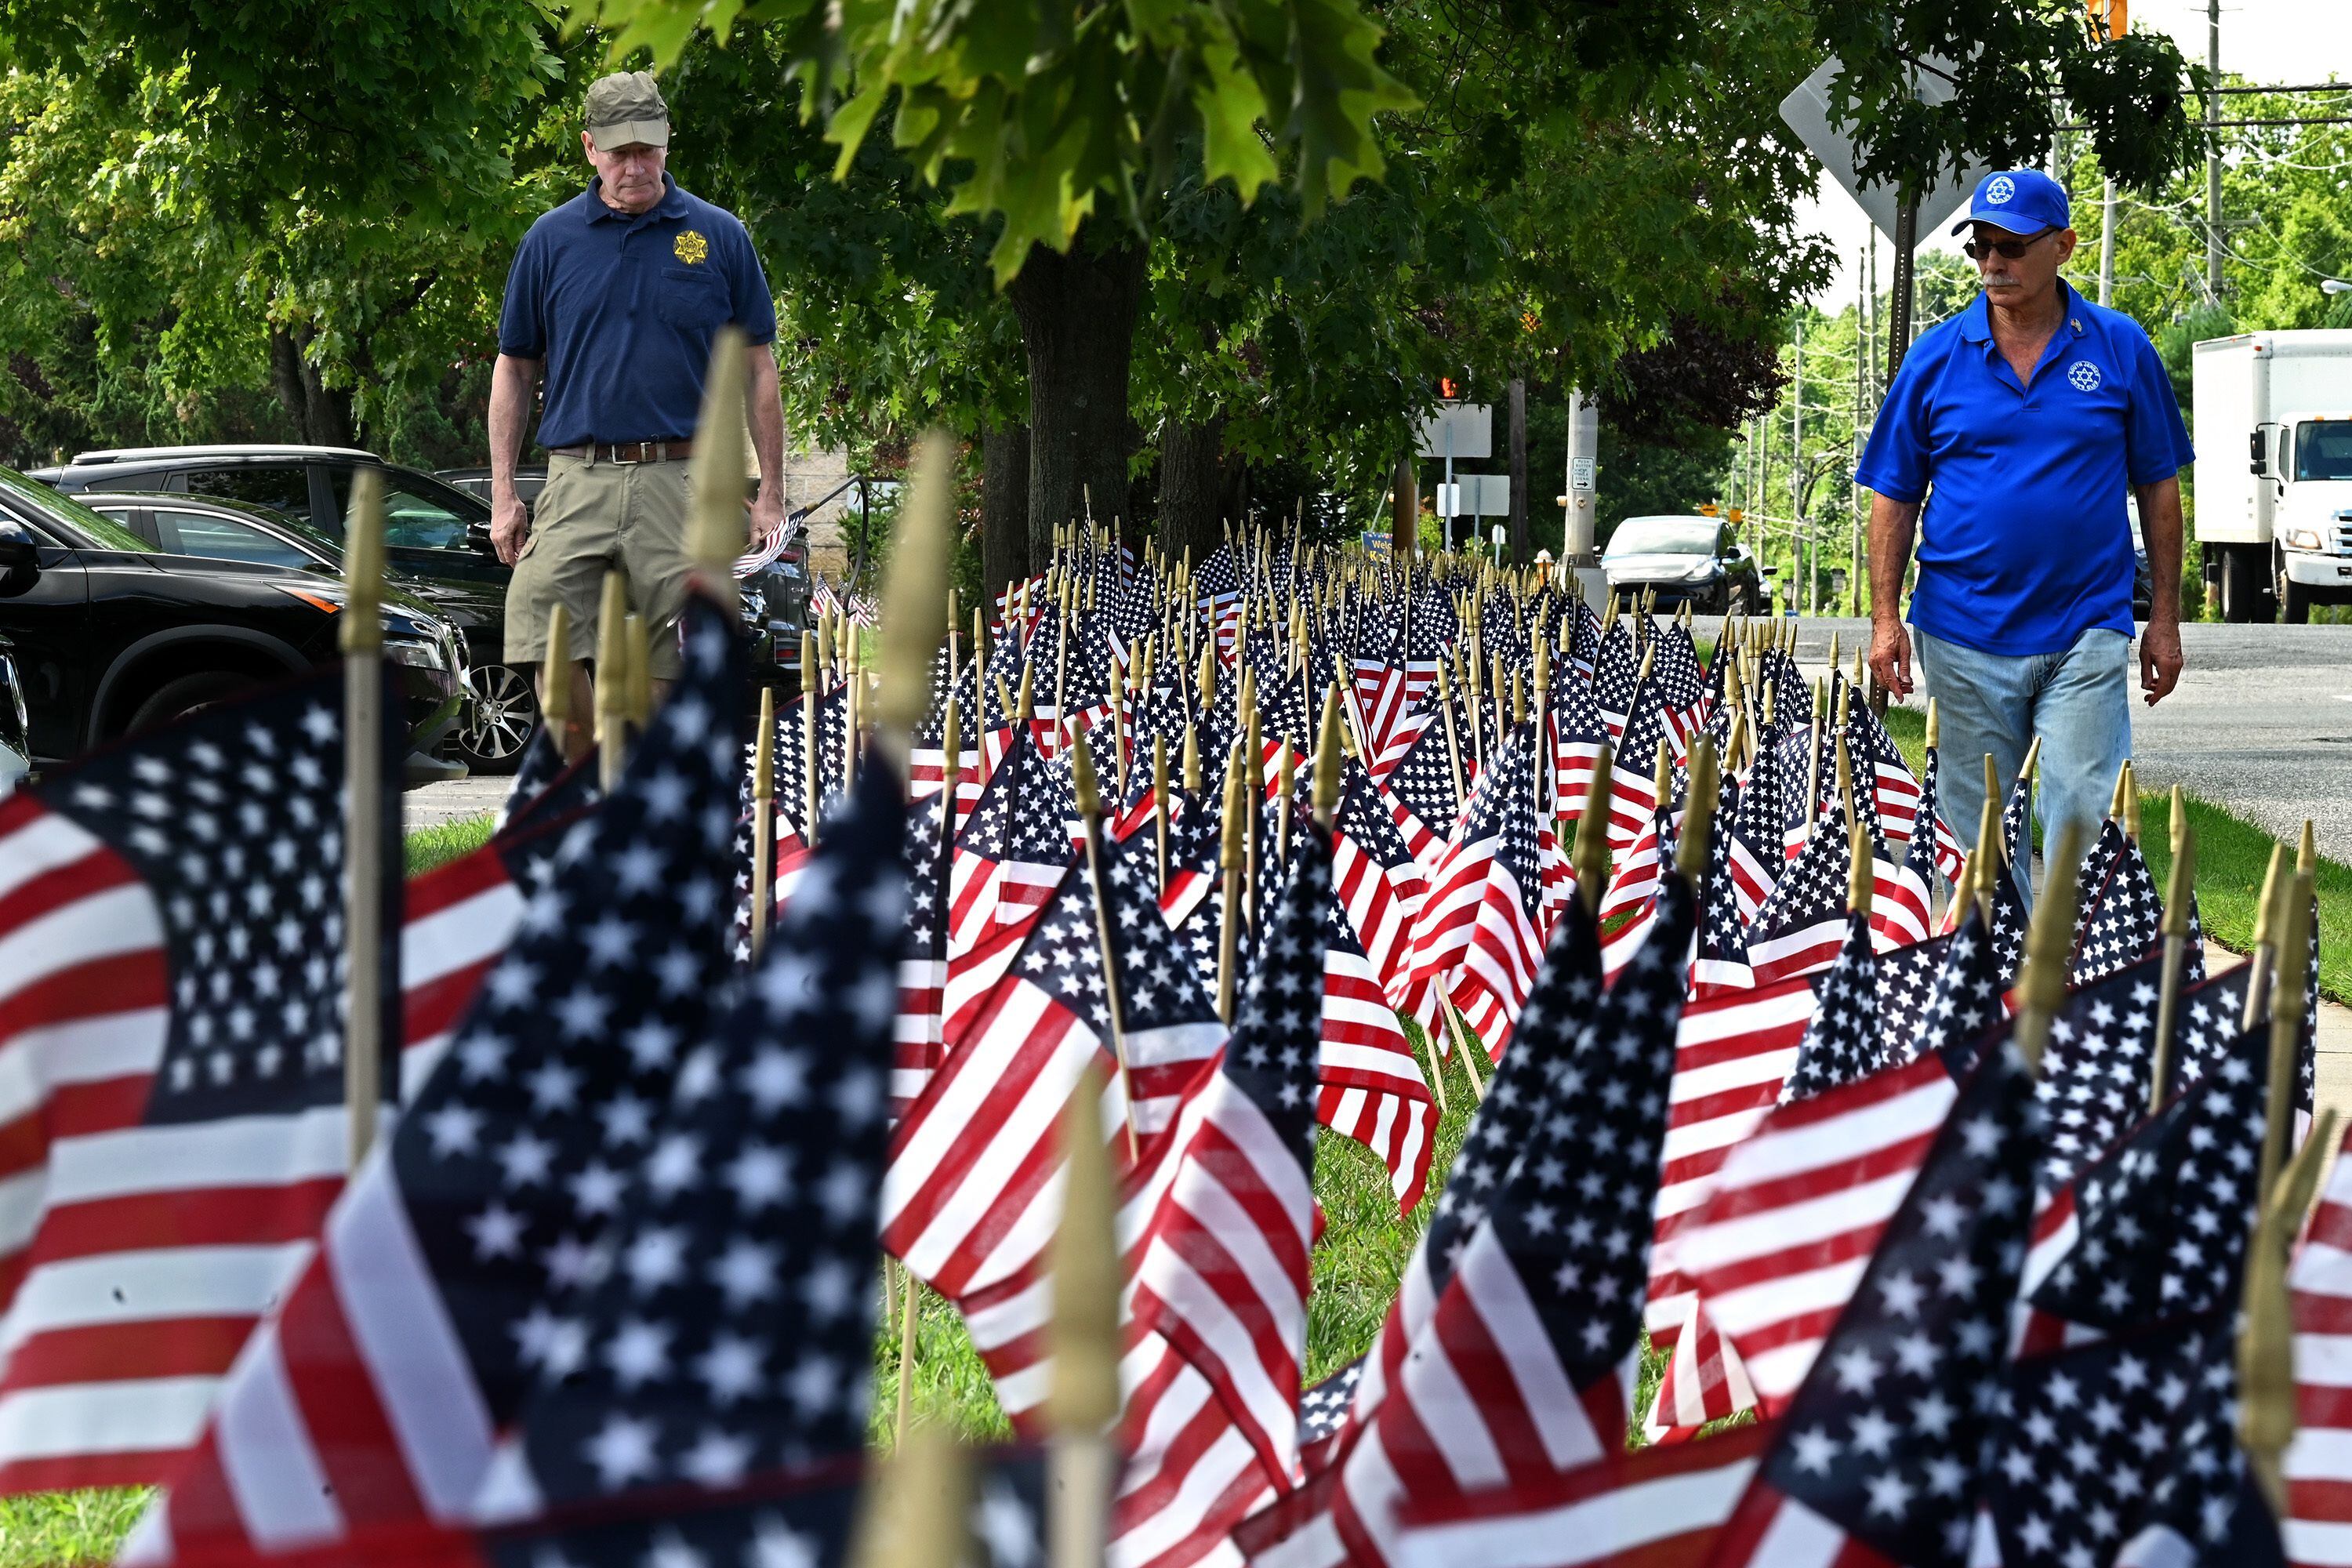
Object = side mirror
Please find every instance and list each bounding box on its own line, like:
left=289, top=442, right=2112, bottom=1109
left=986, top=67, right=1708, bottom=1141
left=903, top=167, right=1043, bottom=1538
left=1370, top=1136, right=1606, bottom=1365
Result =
left=2250, top=428, right=2270, bottom=477
left=0, top=525, right=38, bottom=597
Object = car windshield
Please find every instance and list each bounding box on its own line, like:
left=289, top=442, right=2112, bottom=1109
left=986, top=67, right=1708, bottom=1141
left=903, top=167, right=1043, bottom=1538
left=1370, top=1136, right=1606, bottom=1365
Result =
left=0, top=467, right=154, bottom=552
left=2295, top=422, right=2352, bottom=481
left=1606, top=516, right=1719, bottom=556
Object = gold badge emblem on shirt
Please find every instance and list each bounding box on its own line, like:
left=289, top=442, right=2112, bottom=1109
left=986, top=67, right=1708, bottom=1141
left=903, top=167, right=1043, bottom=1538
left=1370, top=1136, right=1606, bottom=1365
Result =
left=673, top=230, right=709, bottom=265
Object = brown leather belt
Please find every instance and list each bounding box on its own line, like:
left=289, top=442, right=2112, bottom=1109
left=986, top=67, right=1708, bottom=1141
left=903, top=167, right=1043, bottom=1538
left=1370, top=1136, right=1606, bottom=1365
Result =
left=552, top=439, right=695, bottom=464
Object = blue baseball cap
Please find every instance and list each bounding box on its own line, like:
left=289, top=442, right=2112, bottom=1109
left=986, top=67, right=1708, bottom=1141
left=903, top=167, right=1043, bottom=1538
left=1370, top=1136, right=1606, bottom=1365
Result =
left=1948, top=169, right=2071, bottom=236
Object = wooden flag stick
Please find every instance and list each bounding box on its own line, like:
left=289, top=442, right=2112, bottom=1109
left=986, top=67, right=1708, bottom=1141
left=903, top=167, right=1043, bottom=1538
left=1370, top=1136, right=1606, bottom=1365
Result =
left=2242, top=841, right=2288, bottom=1033
left=1152, top=735, right=1171, bottom=901
left=596, top=570, right=630, bottom=796
left=2147, top=822, right=2194, bottom=1110
left=539, top=601, right=577, bottom=763
left=2011, top=822, right=2085, bottom=1077
left=1046, top=1070, right=1120, bottom=1568
left=801, top=629, right=821, bottom=844
left=1215, top=740, right=1248, bottom=1025
left=2259, top=869, right=2318, bottom=1207
left=1069, top=726, right=1142, bottom=1161
left=343, top=467, right=387, bottom=1172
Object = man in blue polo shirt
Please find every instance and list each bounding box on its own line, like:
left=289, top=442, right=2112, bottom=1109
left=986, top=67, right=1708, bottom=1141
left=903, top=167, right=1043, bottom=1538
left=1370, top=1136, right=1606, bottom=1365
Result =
left=488, top=71, right=787, bottom=758
left=1860, top=168, right=2192, bottom=896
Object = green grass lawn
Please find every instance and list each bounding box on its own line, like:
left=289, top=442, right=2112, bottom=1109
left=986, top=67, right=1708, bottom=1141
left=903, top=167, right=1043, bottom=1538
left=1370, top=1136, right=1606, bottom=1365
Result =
left=1878, top=704, right=2350, bottom=1004
left=405, top=813, right=498, bottom=875
left=0, top=1490, right=148, bottom=1565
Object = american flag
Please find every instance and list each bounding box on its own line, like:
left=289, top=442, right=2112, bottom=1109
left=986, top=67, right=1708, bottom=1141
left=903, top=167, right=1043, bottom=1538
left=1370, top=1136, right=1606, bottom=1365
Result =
left=1692, top=778, right=1755, bottom=997
left=946, top=724, right=1078, bottom=953
left=1392, top=1418, right=1773, bottom=1568
left=1382, top=702, right=1470, bottom=855
left=2021, top=959, right=2253, bottom=1303
left=1991, top=1319, right=2278, bottom=1568
left=1286, top=894, right=1607, bottom=1501
left=1744, top=804, right=1853, bottom=986
left=1406, top=728, right=1552, bottom=1060
left=2287, top=1133, right=2352, bottom=1563
left=1726, top=716, right=1788, bottom=920
left=909, top=644, right=980, bottom=805
left=1544, top=669, right=1608, bottom=829
left=1563, top=597, right=1600, bottom=685
left=2070, top=819, right=2163, bottom=984
left=1845, top=702, right=1923, bottom=847
left=1283, top=875, right=1698, bottom=1568
left=1605, top=680, right=1671, bottom=856
left=1702, top=1039, right=2040, bottom=1566
left=127, top=597, right=748, bottom=1557
left=480, top=757, right=907, bottom=1513
left=1911, top=739, right=1969, bottom=886
left=493, top=731, right=597, bottom=832
left=887, top=845, right=1225, bottom=1408
left=1109, top=829, right=1333, bottom=1568
left=400, top=811, right=582, bottom=1089
left=0, top=670, right=400, bottom=1494
left=895, top=790, right=953, bottom=1120
left=1589, top=621, right=1638, bottom=739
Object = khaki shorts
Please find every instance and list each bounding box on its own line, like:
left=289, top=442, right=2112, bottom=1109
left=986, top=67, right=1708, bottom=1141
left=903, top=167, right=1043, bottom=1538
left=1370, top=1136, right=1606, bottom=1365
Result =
left=503, top=453, right=693, bottom=678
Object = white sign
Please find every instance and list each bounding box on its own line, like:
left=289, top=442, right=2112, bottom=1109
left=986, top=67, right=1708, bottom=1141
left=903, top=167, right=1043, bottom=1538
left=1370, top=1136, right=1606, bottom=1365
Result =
left=1414, top=403, right=1494, bottom=459
left=1439, top=474, right=1512, bottom=517
left=1778, top=56, right=1983, bottom=245
left=1569, top=456, right=1596, bottom=491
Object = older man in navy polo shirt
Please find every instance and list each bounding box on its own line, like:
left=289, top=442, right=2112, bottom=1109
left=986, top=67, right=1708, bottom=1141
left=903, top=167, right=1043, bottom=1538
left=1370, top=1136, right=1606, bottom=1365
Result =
left=1860, top=168, right=2192, bottom=897
left=488, top=71, right=788, bottom=757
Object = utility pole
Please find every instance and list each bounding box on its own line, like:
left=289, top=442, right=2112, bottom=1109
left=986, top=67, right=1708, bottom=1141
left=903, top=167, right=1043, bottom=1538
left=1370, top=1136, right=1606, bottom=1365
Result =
left=1791, top=318, right=1806, bottom=615
left=1853, top=246, right=1868, bottom=617
left=2100, top=178, right=2118, bottom=306
left=2205, top=0, right=2223, bottom=302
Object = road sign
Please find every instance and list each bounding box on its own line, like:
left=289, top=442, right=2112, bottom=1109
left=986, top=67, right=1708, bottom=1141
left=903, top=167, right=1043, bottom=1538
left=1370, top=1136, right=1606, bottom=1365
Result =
left=1569, top=456, right=1595, bottom=491
left=1438, top=475, right=1511, bottom=517
left=1779, top=56, right=1983, bottom=245
left=1415, top=403, right=1493, bottom=459
left=1361, top=531, right=1392, bottom=561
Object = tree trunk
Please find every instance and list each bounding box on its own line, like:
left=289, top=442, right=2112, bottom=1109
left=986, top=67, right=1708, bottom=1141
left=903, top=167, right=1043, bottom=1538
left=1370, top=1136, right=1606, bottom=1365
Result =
left=980, top=421, right=1033, bottom=598
left=1006, top=234, right=1146, bottom=561
left=267, top=324, right=355, bottom=446
left=1507, top=378, right=1529, bottom=566
left=1157, top=415, right=1226, bottom=568
left=1391, top=456, right=1418, bottom=561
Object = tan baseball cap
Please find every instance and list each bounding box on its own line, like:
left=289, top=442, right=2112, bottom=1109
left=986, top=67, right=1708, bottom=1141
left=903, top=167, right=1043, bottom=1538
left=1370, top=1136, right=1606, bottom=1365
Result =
left=584, top=71, right=670, bottom=151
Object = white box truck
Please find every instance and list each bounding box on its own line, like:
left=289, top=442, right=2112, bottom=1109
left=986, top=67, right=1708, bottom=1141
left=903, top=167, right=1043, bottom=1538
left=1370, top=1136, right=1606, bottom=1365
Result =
left=2192, top=329, right=2352, bottom=622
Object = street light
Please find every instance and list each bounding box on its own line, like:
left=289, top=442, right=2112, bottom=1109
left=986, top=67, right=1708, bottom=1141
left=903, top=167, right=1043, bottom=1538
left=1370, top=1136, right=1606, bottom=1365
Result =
left=2324, top=279, right=2352, bottom=296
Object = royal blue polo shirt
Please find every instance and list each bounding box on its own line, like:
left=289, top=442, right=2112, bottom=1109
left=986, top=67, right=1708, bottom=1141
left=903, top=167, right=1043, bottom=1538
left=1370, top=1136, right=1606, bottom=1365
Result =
left=1855, top=280, right=2194, bottom=656
left=498, top=174, right=778, bottom=451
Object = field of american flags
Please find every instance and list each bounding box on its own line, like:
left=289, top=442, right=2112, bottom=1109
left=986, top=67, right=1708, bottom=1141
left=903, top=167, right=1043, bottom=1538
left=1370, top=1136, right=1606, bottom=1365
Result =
left=9, top=397, right=2352, bottom=1568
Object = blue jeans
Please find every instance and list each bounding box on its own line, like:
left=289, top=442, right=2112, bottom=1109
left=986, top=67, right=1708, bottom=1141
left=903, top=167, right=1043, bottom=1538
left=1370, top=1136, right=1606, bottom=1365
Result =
left=1911, top=624, right=2131, bottom=909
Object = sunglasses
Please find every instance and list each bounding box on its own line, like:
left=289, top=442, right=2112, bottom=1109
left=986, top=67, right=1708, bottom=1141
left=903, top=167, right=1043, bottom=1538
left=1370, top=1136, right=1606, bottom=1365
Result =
left=1963, top=228, right=2056, bottom=262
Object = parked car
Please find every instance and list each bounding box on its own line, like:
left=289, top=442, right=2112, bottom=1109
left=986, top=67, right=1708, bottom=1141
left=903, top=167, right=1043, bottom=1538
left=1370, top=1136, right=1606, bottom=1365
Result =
left=434, top=464, right=548, bottom=510
left=71, top=492, right=525, bottom=772
left=0, top=628, right=28, bottom=793
left=32, top=443, right=813, bottom=768
left=1600, top=514, right=1766, bottom=614
left=0, top=465, right=465, bottom=784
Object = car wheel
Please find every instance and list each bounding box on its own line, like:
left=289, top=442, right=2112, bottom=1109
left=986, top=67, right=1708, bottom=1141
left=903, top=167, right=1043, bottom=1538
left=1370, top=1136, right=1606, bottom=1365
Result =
left=453, top=663, right=540, bottom=775
left=123, top=671, right=256, bottom=736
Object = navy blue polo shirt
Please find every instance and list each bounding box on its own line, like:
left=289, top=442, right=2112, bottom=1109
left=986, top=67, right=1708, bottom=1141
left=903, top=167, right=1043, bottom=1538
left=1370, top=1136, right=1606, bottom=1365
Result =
left=498, top=175, right=778, bottom=450
left=1856, top=280, right=2194, bottom=656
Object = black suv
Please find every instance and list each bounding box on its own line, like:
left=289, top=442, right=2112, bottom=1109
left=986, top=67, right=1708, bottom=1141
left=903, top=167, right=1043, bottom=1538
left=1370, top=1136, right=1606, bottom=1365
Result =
left=35, top=445, right=812, bottom=765
left=0, top=466, right=464, bottom=782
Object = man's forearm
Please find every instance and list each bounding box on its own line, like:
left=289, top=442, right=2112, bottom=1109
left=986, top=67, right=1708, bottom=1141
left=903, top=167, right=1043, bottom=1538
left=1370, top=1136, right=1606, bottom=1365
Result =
left=746, top=343, right=787, bottom=504
left=2136, top=476, right=2185, bottom=623
left=488, top=354, right=539, bottom=492
left=1867, top=495, right=1922, bottom=627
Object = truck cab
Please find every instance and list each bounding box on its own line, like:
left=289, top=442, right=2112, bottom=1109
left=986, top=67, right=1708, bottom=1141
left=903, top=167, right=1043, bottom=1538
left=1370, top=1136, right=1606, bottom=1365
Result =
left=2259, top=413, right=2352, bottom=622
left=2193, top=329, right=2352, bottom=622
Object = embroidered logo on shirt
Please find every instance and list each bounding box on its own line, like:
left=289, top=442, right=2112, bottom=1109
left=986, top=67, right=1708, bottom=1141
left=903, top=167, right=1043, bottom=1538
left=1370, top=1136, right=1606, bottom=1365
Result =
left=1986, top=176, right=2016, bottom=204
left=2067, top=361, right=2104, bottom=393
left=673, top=230, right=709, bottom=265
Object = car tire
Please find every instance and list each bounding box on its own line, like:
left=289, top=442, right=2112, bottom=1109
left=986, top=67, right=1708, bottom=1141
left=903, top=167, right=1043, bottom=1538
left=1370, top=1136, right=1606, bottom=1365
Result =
left=2280, top=563, right=2314, bottom=626
left=123, top=670, right=256, bottom=736
left=452, top=663, right=540, bottom=775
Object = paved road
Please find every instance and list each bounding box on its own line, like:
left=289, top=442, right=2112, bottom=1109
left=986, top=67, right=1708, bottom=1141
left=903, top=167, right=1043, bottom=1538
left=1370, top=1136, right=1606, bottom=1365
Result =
left=1784, top=617, right=2352, bottom=865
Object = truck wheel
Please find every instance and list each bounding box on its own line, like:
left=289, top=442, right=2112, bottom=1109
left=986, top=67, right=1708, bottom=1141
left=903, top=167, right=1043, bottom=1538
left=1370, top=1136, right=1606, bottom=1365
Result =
left=2220, top=547, right=2273, bottom=623
left=2280, top=561, right=2314, bottom=625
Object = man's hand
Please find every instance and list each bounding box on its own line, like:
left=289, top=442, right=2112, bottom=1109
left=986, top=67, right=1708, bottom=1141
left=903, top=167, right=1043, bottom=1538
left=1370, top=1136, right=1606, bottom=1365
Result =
left=1868, top=619, right=1914, bottom=699
left=491, top=492, right=531, bottom=566
left=748, top=489, right=787, bottom=547
left=2140, top=618, right=2184, bottom=706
